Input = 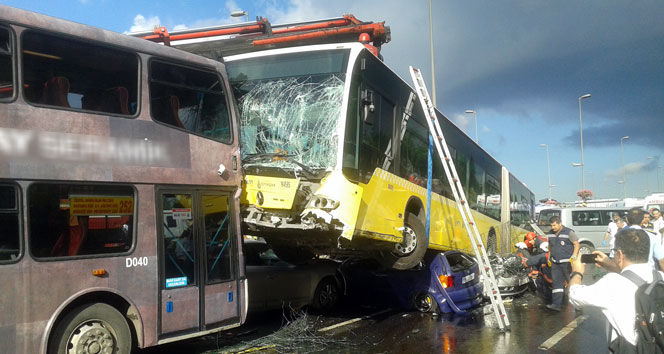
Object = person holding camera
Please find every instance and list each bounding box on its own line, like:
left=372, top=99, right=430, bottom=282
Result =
left=546, top=216, right=580, bottom=311
left=569, top=228, right=663, bottom=352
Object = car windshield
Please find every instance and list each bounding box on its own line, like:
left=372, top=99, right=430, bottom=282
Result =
left=227, top=49, right=350, bottom=171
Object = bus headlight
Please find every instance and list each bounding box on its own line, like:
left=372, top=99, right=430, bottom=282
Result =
left=307, top=196, right=339, bottom=210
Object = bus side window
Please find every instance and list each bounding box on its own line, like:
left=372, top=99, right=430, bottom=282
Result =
left=0, top=26, right=14, bottom=100
left=28, top=184, right=134, bottom=260
left=149, top=60, right=231, bottom=143
left=0, top=184, right=20, bottom=262
left=22, top=29, right=138, bottom=115
left=40, top=76, right=70, bottom=107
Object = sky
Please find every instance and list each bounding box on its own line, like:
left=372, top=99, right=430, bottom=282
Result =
left=2, top=0, right=663, bottom=203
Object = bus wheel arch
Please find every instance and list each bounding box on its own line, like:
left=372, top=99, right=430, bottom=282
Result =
left=46, top=291, right=141, bottom=353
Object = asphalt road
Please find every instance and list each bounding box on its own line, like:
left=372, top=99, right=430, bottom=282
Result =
left=143, top=267, right=611, bottom=354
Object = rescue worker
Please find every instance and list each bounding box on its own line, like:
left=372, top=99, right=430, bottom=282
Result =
left=545, top=216, right=580, bottom=311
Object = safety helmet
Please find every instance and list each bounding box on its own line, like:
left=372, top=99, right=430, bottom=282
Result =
left=525, top=232, right=536, bottom=242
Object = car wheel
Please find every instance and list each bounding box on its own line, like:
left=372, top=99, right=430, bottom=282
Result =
left=413, top=292, right=438, bottom=313
left=578, top=243, right=594, bottom=255
left=312, top=277, right=340, bottom=311
left=376, top=212, right=427, bottom=270
left=49, top=303, right=132, bottom=354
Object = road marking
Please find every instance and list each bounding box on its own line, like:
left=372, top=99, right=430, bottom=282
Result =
left=317, top=308, right=392, bottom=332
left=538, top=315, right=588, bottom=350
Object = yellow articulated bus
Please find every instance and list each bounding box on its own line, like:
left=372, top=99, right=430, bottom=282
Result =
left=221, top=42, right=535, bottom=269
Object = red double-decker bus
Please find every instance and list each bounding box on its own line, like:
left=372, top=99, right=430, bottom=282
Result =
left=0, top=6, right=247, bottom=353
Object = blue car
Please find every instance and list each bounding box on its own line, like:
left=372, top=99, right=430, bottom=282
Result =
left=343, top=251, right=483, bottom=314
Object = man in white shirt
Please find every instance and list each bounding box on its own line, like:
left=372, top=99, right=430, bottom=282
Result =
left=569, top=228, right=663, bottom=350
left=603, top=212, right=620, bottom=248
left=625, top=207, right=664, bottom=270
left=652, top=208, right=664, bottom=240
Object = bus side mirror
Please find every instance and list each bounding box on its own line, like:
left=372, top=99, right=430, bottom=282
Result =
left=361, top=89, right=375, bottom=125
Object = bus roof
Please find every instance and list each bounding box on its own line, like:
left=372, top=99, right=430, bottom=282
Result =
left=0, top=5, right=220, bottom=69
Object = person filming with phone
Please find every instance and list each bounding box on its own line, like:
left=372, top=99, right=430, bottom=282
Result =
left=569, top=228, right=664, bottom=353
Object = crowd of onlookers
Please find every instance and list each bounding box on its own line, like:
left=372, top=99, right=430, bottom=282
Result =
left=561, top=207, right=664, bottom=353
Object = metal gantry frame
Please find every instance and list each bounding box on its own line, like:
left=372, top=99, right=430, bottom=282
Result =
left=409, top=66, right=510, bottom=331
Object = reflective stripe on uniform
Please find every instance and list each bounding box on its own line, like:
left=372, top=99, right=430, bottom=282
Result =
left=552, top=289, right=565, bottom=293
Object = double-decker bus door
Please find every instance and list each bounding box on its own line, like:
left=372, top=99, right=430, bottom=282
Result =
left=158, top=191, right=239, bottom=338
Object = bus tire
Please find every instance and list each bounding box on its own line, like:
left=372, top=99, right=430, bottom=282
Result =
left=377, top=212, right=427, bottom=270
left=50, top=303, right=132, bottom=354
left=486, top=227, right=497, bottom=254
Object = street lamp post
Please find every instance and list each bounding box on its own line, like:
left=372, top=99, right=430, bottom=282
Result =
left=540, top=144, right=552, bottom=200
left=465, top=110, right=478, bottom=143
left=428, top=0, right=436, bottom=106
left=647, top=156, right=654, bottom=194
left=230, top=10, right=249, bottom=22
left=620, top=136, right=629, bottom=198
left=572, top=163, right=583, bottom=193
left=578, top=93, right=591, bottom=190
left=618, top=180, right=624, bottom=198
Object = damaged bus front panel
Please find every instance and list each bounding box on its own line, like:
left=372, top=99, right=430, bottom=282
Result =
left=229, top=46, right=364, bottom=254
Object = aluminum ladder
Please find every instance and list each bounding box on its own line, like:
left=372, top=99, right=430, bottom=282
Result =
left=409, top=66, right=510, bottom=331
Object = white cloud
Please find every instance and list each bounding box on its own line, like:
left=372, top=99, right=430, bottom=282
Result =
left=126, top=14, right=162, bottom=33
left=450, top=113, right=473, bottom=138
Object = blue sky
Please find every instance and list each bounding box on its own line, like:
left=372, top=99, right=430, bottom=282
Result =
left=2, top=0, right=663, bottom=202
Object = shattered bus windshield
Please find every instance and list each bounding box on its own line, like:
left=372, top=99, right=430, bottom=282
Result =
left=227, top=49, right=350, bottom=171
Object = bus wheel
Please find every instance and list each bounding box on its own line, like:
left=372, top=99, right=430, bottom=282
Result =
left=50, top=303, right=132, bottom=354
left=377, top=212, right=427, bottom=270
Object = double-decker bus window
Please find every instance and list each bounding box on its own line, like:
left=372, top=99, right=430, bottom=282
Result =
left=22, top=30, right=138, bottom=115
left=0, top=184, right=20, bottom=262
left=0, top=26, right=14, bottom=100
left=28, top=184, right=134, bottom=259
left=162, top=193, right=196, bottom=287
left=204, top=194, right=232, bottom=284
left=150, top=60, right=231, bottom=143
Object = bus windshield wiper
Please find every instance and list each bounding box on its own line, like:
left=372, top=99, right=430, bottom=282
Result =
left=243, top=153, right=316, bottom=177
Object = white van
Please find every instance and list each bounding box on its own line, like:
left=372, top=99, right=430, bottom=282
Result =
left=537, top=207, right=629, bottom=254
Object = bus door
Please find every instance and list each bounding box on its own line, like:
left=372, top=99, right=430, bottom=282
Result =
left=158, top=190, right=239, bottom=337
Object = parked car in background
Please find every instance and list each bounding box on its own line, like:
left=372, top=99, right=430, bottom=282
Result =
left=243, top=238, right=344, bottom=312
left=537, top=207, right=629, bottom=254
left=343, top=251, right=483, bottom=314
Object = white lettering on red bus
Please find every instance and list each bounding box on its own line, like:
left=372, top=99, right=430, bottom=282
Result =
left=0, top=127, right=170, bottom=166
left=126, top=257, right=148, bottom=267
